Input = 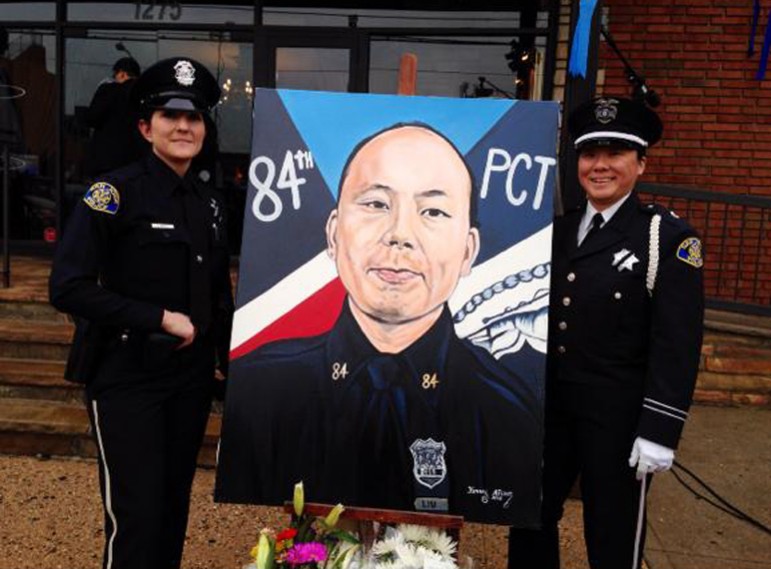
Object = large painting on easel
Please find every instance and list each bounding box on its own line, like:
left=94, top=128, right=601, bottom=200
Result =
left=215, top=89, right=558, bottom=526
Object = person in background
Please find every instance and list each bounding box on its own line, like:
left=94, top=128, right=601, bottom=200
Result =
left=84, top=56, right=144, bottom=178
left=508, top=96, right=704, bottom=569
left=50, top=57, right=232, bottom=569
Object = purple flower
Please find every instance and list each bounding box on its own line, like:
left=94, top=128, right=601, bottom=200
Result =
left=284, top=542, right=328, bottom=566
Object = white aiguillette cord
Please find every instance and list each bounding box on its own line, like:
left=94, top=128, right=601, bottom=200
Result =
left=632, top=474, right=647, bottom=569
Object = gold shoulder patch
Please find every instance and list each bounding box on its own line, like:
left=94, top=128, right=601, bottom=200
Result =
left=676, top=237, right=703, bottom=268
left=83, top=182, right=120, bottom=215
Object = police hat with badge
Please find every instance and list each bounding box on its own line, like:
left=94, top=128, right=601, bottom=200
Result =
left=131, top=57, right=221, bottom=114
left=568, top=97, right=663, bottom=155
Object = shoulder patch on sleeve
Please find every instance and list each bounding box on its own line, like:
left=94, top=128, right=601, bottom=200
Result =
left=83, top=182, right=120, bottom=215
left=676, top=237, right=703, bottom=268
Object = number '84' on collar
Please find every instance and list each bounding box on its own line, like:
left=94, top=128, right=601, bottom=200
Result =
left=676, top=237, right=703, bottom=268
left=83, top=182, right=120, bottom=215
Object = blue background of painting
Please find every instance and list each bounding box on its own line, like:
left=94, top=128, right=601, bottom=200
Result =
left=238, top=88, right=559, bottom=303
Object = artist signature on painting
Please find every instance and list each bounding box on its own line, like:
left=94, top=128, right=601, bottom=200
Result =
left=467, top=486, right=514, bottom=508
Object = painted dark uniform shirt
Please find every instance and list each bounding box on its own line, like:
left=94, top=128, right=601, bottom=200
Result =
left=49, top=152, right=233, bottom=379
left=549, top=192, right=704, bottom=448
left=215, top=302, right=542, bottom=526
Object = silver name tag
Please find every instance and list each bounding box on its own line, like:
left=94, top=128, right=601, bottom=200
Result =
left=414, top=497, right=449, bottom=512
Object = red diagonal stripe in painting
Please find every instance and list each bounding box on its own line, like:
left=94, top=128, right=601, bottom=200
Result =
left=230, top=278, right=347, bottom=361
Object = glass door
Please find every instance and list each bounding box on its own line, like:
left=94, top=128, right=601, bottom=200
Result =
left=256, top=28, right=363, bottom=93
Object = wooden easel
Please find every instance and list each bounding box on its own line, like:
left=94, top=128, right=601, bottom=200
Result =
left=283, top=502, right=464, bottom=546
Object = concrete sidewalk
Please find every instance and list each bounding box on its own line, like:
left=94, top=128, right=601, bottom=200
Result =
left=645, top=405, right=771, bottom=569
left=0, top=404, right=768, bottom=568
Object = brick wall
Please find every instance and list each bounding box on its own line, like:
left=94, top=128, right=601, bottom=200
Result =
left=599, top=0, right=771, bottom=197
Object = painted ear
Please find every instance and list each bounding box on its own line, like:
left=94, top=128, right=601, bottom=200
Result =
left=325, top=209, right=339, bottom=260
left=461, top=227, right=481, bottom=277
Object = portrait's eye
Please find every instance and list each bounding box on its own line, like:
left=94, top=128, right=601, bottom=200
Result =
left=422, top=208, right=450, bottom=219
left=362, top=199, right=389, bottom=210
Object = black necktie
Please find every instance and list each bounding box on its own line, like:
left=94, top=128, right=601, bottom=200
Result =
left=182, top=183, right=212, bottom=334
left=357, top=355, right=410, bottom=507
left=581, top=212, right=604, bottom=247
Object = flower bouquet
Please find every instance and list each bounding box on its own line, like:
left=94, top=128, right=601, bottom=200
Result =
left=368, top=523, right=459, bottom=569
left=245, top=482, right=464, bottom=569
left=245, top=482, right=360, bottom=569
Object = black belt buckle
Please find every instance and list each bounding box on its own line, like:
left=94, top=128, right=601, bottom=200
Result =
left=143, top=332, right=182, bottom=367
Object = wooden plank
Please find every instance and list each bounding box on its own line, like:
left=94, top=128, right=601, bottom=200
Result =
left=283, top=501, right=463, bottom=544
left=397, top=53, right=418, bottom=96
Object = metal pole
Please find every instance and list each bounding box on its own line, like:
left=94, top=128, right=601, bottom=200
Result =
left=2, top=143, right=9, bottom=288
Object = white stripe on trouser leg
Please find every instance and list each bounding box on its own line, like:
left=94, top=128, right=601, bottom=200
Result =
left=92, top=400, right=118, bottom=569
left=632, top=475, right=647, bottom=569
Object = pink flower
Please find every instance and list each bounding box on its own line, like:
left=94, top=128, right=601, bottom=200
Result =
left=284, top=542, right=328, bottom=565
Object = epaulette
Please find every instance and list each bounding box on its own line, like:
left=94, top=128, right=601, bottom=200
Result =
left=641, top=201, right=692, bottom=230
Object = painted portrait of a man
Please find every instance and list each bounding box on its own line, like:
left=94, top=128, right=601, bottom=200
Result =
left=215, top=90, right=559, bottom=527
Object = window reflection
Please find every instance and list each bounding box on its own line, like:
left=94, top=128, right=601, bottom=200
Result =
left=276, top=48, right=349, bottom=92
left=0, top=29, right=57, bottom=240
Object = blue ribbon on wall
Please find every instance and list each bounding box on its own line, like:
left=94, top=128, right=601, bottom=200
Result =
left=757, top=6, right=771, bottom=80
left=748, top=0, right=760, bottom=56
left=568, top=0, right=599, bottom=78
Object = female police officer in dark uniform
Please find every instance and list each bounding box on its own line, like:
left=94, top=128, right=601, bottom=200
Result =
left=509, top=97, right=704, bottom=569
left=50, top=58, right=233, bottom=569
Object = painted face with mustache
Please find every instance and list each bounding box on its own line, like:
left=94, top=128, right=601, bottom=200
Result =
left=326, top=126, right=480, bottom=336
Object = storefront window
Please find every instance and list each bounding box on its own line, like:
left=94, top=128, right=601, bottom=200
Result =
left=0, top=28, right=57, bottom=241
left=276, top=47, right=349, bottom=92
left=369, top=36, right=514, bottom=98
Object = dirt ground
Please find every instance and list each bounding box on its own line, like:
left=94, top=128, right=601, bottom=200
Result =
left=0, top=454, right=588, bottom=569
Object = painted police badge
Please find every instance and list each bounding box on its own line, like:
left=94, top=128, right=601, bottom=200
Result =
left=174, top=60, right=196, bottom=86
left=83, top=181, right=120, bottom=215
left=676, top=237, right=704, bottom=268
left=594, top=98, right=619, bottom=124
left=410, top=438, right=447, bottom=489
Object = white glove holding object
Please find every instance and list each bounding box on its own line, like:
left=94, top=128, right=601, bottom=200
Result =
left=628, top=436, right=675, bottom=480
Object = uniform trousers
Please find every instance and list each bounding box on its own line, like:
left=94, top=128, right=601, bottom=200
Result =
left=509, top=380, right=650, bottom=569
left=86, top=334, right=213, bottom=569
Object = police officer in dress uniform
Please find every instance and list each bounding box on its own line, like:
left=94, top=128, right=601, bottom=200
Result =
left=508, top=97, right=704, bottom=569
left=215, top=124, right=541, bottom=526
left=49, top=58, right=233, bottom=569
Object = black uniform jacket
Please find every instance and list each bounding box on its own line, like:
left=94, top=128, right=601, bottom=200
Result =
left=50, top=153, right=233, bottom=380
left=549, top=192, right=704, bottom=449
left=215, top=302, right=542, bottom=526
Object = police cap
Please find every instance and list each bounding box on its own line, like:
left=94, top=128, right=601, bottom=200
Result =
left=131, top=57, right=220, bottom=113
left=568, top=96, right=663, bottom=152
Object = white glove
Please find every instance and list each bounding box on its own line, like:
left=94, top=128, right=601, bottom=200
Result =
left=628, top=436, right=675, bottom=480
